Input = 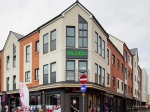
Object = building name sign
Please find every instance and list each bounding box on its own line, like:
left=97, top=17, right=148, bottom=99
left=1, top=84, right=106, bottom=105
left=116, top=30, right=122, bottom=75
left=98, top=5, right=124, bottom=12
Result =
left=66, top=48, right=88, bottom=59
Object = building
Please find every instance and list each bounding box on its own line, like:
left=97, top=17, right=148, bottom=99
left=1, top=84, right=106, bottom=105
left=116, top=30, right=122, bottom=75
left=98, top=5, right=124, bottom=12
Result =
left=0, top=1, right=149, bottom=112
left=141, top=69, right=149, bottom=108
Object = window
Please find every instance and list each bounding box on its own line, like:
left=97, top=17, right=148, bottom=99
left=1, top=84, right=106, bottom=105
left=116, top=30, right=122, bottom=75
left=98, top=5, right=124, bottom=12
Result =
left=124, top=50, right=127, bottom=62
left=102, top=68, right=105, bottom=86
left=124, top=67, right=127, bottom=79
left=95, top=63, right=98, bottom=83
left=36, top=41, right=39, bottom=52
left=95, top=32, right=98, bottom=52
left=66, top=61, right=75, bottom=81
left=128, top=71, right=130, bottom=78
left=102, top=40, right=105, bottom=58
left=135, top=89, right=136, bottom=95
left=128, top=55, right=130, bottom=63
left=131, top=59, right=133, bottom=65
left=98, top=36, right=102, bottom=55
left=112, top=77, right=115, bottom=87
left=121, top=82, right=123, bottom=90
left=43, top=64, right=48, bottom=84
left=13, top=44, right=16, bottom=67
left=25, top=71, right=30, bottom=82
left=50, top=62, right=56, bottom=83
left=66, top=26, right=75, bottom=47
left=121, top=64, right=123, bottom=72
left=35, top=68, right=39, bottom=80
left=45, top=94, right=61, bottom=106
left=107, top=49, right=109, bottom=65
left=6, top=56, right=10, bottom=69
left=117, top=80, right=119, bottom=89
left=79, top=61, right=87, bottom=77
left=117, top=59, right=120, bottom=69
left=112, top=55, right=115, bottom=65
left=128, top=86, right=130, bottom=93
left=107, top=74, right=109, bottom=85
left=43, top=34, right=48, bottom=54
left=30, top=95, right=41, bottom=106
left=50, top=30, right=56, bottom=51
left=99, top=66, right=102, bottom=85
left=13, top=75, right=16, bottom=90
left=79, top=15, right=88, bottom=48
left=6, top=77, right=9, bottom=91
left=135, top=75, right=136, bottom=81
left=124, top=84, right=127, bottom=94
left=26, top=45, right=30, bottom=62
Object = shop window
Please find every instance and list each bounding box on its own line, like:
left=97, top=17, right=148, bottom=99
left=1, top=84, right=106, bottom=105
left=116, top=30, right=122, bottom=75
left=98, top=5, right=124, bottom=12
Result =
left=66, top=60, right=75, bottom=81
left=45, top=94, right=61, bottom=111
left=30, top=95, right=41, bottom=111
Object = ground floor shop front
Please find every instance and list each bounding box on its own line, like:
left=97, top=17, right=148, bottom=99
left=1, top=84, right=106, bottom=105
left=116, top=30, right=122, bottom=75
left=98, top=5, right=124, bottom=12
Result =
left=1, top=87, right=143, bottom=112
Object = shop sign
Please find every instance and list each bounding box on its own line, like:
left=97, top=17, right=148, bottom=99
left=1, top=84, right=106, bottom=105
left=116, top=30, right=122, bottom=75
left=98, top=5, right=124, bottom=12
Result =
left=66, top=48, right=88, bottom=59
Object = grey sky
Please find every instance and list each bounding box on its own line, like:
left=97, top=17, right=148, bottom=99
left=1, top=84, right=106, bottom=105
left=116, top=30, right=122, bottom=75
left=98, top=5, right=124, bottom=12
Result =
left=0, top=0, right=150, bottom=93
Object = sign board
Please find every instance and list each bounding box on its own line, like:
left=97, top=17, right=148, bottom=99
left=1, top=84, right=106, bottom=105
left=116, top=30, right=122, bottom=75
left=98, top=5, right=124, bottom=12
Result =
left=66, top=48, right=88, bottom=59
left=80, top=75, right=88, bottom=84
left=80, top=85, right=86, bottom=93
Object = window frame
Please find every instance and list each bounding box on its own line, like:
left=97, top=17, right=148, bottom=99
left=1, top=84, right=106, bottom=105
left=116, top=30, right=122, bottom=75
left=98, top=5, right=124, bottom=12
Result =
left=26, top=45, right=30, bottom=62
left=35, top=68, right=39, bottom=80
left=66, top=60, right=75, bottom=81
left=43, top=64, right=49, bottom=84
left=95, top=32, right=98, bottom=53
left=50, top=29, right=56, bottom=51
left=66, top=26, right=75, bottom=47
left=25, top=71, right=30, bottom=82
left=50, top=62, right=56, bottom=83
left=43, top=33, right=49, bottom=54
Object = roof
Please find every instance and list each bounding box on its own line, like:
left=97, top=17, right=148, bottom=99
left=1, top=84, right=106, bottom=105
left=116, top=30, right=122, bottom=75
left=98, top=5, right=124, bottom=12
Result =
left=37, top=0, right=109, bottom=37
left=130, top=48, right=137, bottom=56
left=11, top=31, right=24, bottom=40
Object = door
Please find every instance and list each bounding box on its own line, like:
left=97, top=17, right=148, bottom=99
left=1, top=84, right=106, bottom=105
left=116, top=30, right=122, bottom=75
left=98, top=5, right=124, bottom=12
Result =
left=70, top=96, right=79, bottom=112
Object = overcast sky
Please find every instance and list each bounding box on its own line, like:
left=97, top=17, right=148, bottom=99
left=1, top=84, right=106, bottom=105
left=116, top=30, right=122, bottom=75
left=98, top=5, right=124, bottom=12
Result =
left=0, top=0, right=150, bottom=93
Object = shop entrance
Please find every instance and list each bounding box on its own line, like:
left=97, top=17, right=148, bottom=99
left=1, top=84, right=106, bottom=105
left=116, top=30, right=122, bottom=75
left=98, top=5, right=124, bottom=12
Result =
left=70, top=96, right=80, bottom=112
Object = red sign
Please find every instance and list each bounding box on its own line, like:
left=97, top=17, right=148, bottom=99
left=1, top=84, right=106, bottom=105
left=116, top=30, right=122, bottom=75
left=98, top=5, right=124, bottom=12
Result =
left=80, top=75, right=88, bottom=84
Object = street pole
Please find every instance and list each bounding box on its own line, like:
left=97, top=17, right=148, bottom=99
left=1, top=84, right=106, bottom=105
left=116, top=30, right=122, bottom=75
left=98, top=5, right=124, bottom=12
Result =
left=82, top=93, right=85, bottom=112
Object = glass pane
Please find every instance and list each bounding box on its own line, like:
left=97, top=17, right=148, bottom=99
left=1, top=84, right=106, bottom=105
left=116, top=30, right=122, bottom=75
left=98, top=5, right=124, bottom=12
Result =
left=51, top=30, right=56, bottom=40
left=79, top=38, right=82, bottom=47
left=44, top=65, right=48, bottom=74
left=79, top=23, right=83, bottom=29
left=51, top=72, right=56, bottom=83
left=36, top=41, right=39, bottom=52
left=66, top=71, right=75, bottom=80
left=83, top=38, right=87, bottom=47
left=79, top=31, right=82, bottom=37
left=51, top=63, right=56, bottom=72
left=51, top=40, right=56, bottom=51
left=79, top=61, right=87, bottom=70
left=67, top=37, right=75, bottom=47
left=83, top=31, right=87, bottom=37
left=27, top=46, right=30, bottom=54
left=95, top=64, right=98, bottom=74
left=44, top=34, right=48, bottom=44
left=67, top=27, right=74, bottom=36
left=83, top=24, right=87, bottom=30
left=44, top=44, right=48, bottom=54
left=67, top=61, right=74, bottom=70
left=43, top=74, right=48, bottom=84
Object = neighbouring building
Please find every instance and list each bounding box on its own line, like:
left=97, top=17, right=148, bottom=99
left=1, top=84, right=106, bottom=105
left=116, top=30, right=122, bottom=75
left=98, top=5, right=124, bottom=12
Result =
left=141, top=69, right=149, bottom=108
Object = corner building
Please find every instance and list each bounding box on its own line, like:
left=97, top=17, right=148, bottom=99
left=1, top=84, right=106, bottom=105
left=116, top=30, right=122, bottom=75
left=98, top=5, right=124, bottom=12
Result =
left=38, top=1, right=110, bottom=112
